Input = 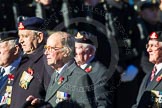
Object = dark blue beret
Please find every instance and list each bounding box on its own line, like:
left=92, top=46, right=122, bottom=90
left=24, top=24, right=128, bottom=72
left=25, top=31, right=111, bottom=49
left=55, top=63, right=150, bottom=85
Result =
left=75, top=31, right=98, bottom=48
left=0, top=30, right=18, bottom=42
left=140, top=1, right=159, bottom=10
left=18, top=17, right=45, bottom=31
left=149, top=31, right=162, bottom=41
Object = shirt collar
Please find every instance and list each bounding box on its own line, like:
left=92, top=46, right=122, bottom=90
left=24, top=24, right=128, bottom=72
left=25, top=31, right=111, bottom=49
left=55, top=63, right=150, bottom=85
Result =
left=1, top=57, right=21, bottom=76
left=155, top=63, right=162, bottom=75
left=56, top=59, right=74, bottom=74
left=80, top=55, right=95, bottom=69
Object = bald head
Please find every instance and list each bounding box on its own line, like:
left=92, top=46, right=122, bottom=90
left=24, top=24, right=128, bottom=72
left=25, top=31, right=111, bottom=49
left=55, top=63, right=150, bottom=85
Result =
left=48, top=31, right=75, bottom=51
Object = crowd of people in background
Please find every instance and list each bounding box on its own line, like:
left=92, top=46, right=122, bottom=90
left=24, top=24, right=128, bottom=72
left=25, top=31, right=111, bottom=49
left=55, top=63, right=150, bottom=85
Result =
left=1, top=0, right=162, bottom=108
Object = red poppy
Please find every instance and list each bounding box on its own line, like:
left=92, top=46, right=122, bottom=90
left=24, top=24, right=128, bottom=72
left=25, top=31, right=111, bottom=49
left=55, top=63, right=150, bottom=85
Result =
left=156, top=75, right=162, bottom=82
left=85, top=66, right=92, bottom=73
left=27, top=67, right=34, bottom=75
left=58, top=76, right=64, bottom=85
left=8, top=74, right=14, bottom=80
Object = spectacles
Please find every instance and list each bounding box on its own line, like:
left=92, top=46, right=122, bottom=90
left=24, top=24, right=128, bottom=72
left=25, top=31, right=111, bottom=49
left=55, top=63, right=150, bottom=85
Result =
left=146, top=44, right=160, bottom=50
left=44, top=45, right=63, bottom=52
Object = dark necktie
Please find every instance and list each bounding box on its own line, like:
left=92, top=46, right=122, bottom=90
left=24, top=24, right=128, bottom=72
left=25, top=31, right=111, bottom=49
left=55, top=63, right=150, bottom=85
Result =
left=50, top=72, right=59, bottom=85
left=55, top=72, right=59, bottom=82
left=150, top=66, right=157, bottom=81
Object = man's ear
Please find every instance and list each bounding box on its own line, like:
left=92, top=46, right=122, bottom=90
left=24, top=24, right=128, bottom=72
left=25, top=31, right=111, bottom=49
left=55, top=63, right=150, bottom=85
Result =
left=37, top=32, right=44, bottom=43
left=63, top=47, right=70, bottom=57
left=13, top=45, right=20, bottom=55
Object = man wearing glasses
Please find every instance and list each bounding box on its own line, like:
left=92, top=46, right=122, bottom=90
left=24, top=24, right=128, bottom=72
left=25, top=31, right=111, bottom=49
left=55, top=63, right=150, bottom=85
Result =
left=132, top=31, right=162, bottom=108
left=25, top=31, right=95, bottom=108
left=10, top=17, right=53, bottom=108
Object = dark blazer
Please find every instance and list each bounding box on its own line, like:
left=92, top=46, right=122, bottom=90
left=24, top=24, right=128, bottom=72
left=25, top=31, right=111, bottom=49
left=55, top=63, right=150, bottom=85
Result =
left=45, top=61, right=95, bottom=108
left=132, top=68, right=162, bottom=108
left=10, top=46, right=53, bottom=108
left=84, top=59, right=114, bottom=108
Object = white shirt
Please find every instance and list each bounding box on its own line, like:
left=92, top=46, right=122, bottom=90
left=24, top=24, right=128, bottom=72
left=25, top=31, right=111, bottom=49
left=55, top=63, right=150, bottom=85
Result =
left=80, top=56, right=95, bottom=70
left=56, top=59, right=74, bottom=75
left=0, top=57, right=21, bottom=76
left=155, top=63, right=162, bottom=75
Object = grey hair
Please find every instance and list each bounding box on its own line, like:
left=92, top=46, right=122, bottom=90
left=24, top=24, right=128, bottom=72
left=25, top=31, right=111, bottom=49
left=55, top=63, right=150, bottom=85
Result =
left=32, top=30, right=48, bottom=37
left=53, top=31, right=75, bottom=59
left=32, top=30, right=48, bottom=44
left=82, top=43, right=96, bottom=52
left=7, top=39, right=19, bottom=49
left=61, top=32, right=75, bottom=59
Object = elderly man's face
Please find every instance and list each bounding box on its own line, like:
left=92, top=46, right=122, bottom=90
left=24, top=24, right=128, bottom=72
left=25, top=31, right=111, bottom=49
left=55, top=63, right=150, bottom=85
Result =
left=147, top=40, right=162, bottom=64
left=18, top=30, right=39, bottom=54
left=75, top=42, right=93, bottom=65
left=0, top=41, right=16, bottom=67
left=44, top=34, right=65, bottom=68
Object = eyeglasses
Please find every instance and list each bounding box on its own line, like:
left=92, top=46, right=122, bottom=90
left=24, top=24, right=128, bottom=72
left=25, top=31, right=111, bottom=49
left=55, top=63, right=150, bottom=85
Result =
left=44, top=45, right=63, bottom=52
left=146, top=44, right=160, bottom=50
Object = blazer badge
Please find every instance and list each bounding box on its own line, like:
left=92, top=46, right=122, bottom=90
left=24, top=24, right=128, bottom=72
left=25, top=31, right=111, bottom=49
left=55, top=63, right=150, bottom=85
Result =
left=19, top=67, right=34, bottom=89
left=56, top=91, right=71, bottom=103
left=151, top=90, right=162, bottom=107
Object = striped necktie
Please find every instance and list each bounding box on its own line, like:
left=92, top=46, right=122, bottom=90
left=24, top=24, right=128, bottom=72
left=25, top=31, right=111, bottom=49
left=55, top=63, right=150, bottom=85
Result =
left=55, top=72, right=59, bottom=82
left=150, top=66, right=157, bottom=81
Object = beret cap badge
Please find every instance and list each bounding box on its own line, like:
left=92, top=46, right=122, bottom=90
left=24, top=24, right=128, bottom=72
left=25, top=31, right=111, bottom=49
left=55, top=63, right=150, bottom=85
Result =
left=75, top=32, right=84, bottom=39
left=150, top=32, right=158, bottom=39
left=18, top=22, right=25, bottom=30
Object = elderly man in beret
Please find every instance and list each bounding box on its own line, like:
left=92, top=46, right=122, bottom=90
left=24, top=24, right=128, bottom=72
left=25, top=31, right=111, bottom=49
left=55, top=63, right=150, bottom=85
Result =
left=132, top=31, right=162, bottom=108
left=10, top=17, right=53, bottom=108
left=75, top=31, right=114, bottom=108
left=0, top=30, right=22, bottom=107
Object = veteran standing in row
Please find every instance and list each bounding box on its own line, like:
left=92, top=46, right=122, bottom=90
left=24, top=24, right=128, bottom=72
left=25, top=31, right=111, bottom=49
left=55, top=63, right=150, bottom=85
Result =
left=0, top=31, right=22, bottom=107
left=10, top=17, right=52, bottom=108
left=25, top=31, right=95, bottom=108
left=75, top=31, right=114, bottom=108
left=132, top=31, right=162, bottom=108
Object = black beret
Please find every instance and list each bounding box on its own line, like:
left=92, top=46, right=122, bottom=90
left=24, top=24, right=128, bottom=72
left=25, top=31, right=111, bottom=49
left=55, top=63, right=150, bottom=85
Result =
left=18, top=17, right=45, bottom=31
left=0, top=30, right=18, bottom=43
left=149, top=31, right=162, bottom=41
left=140, top=1, right=159, bottom=10
left=75, top=31, right=98, bottom=48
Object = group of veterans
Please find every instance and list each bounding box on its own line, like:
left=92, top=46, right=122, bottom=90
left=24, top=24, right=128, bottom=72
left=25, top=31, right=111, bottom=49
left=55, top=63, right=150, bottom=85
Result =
left=2, top=0, right=162, bottom=108
left=0, top=17, right=113, bottom=108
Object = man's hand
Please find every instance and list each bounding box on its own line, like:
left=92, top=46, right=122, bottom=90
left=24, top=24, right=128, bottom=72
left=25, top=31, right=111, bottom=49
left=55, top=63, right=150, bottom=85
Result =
left=26, top=95, right=42, bottom=106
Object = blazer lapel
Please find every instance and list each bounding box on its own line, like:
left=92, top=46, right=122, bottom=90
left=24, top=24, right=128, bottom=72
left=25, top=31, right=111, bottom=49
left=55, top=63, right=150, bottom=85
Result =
left=139, top=73, right=150, bottom=93
left=46, top=62, right=77, bottom=101
left=146, top=69, right=162, bottom=90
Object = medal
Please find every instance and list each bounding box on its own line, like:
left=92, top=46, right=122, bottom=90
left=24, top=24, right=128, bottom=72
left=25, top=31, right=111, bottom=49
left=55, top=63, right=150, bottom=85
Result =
left=19, top=70, right=33, bottom=89
left=0, top=74, right=14, bottom=105
left=56, top=91, right=71, bottom=103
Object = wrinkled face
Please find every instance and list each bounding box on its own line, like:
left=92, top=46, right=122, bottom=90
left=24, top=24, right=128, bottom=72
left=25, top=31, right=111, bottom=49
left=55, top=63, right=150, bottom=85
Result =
left=75, top=42, right=93, bottom=65
left=147, top=40, right=162, bottom=64
left=44, top=34, right=65, bottom=68
left=35, top=0, right=52, bottom=6
left=141, top=7, right=160, bottom=24
left=19, top=30, right=39, bottom=54
left=0, top=41, right=15, bottom=67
